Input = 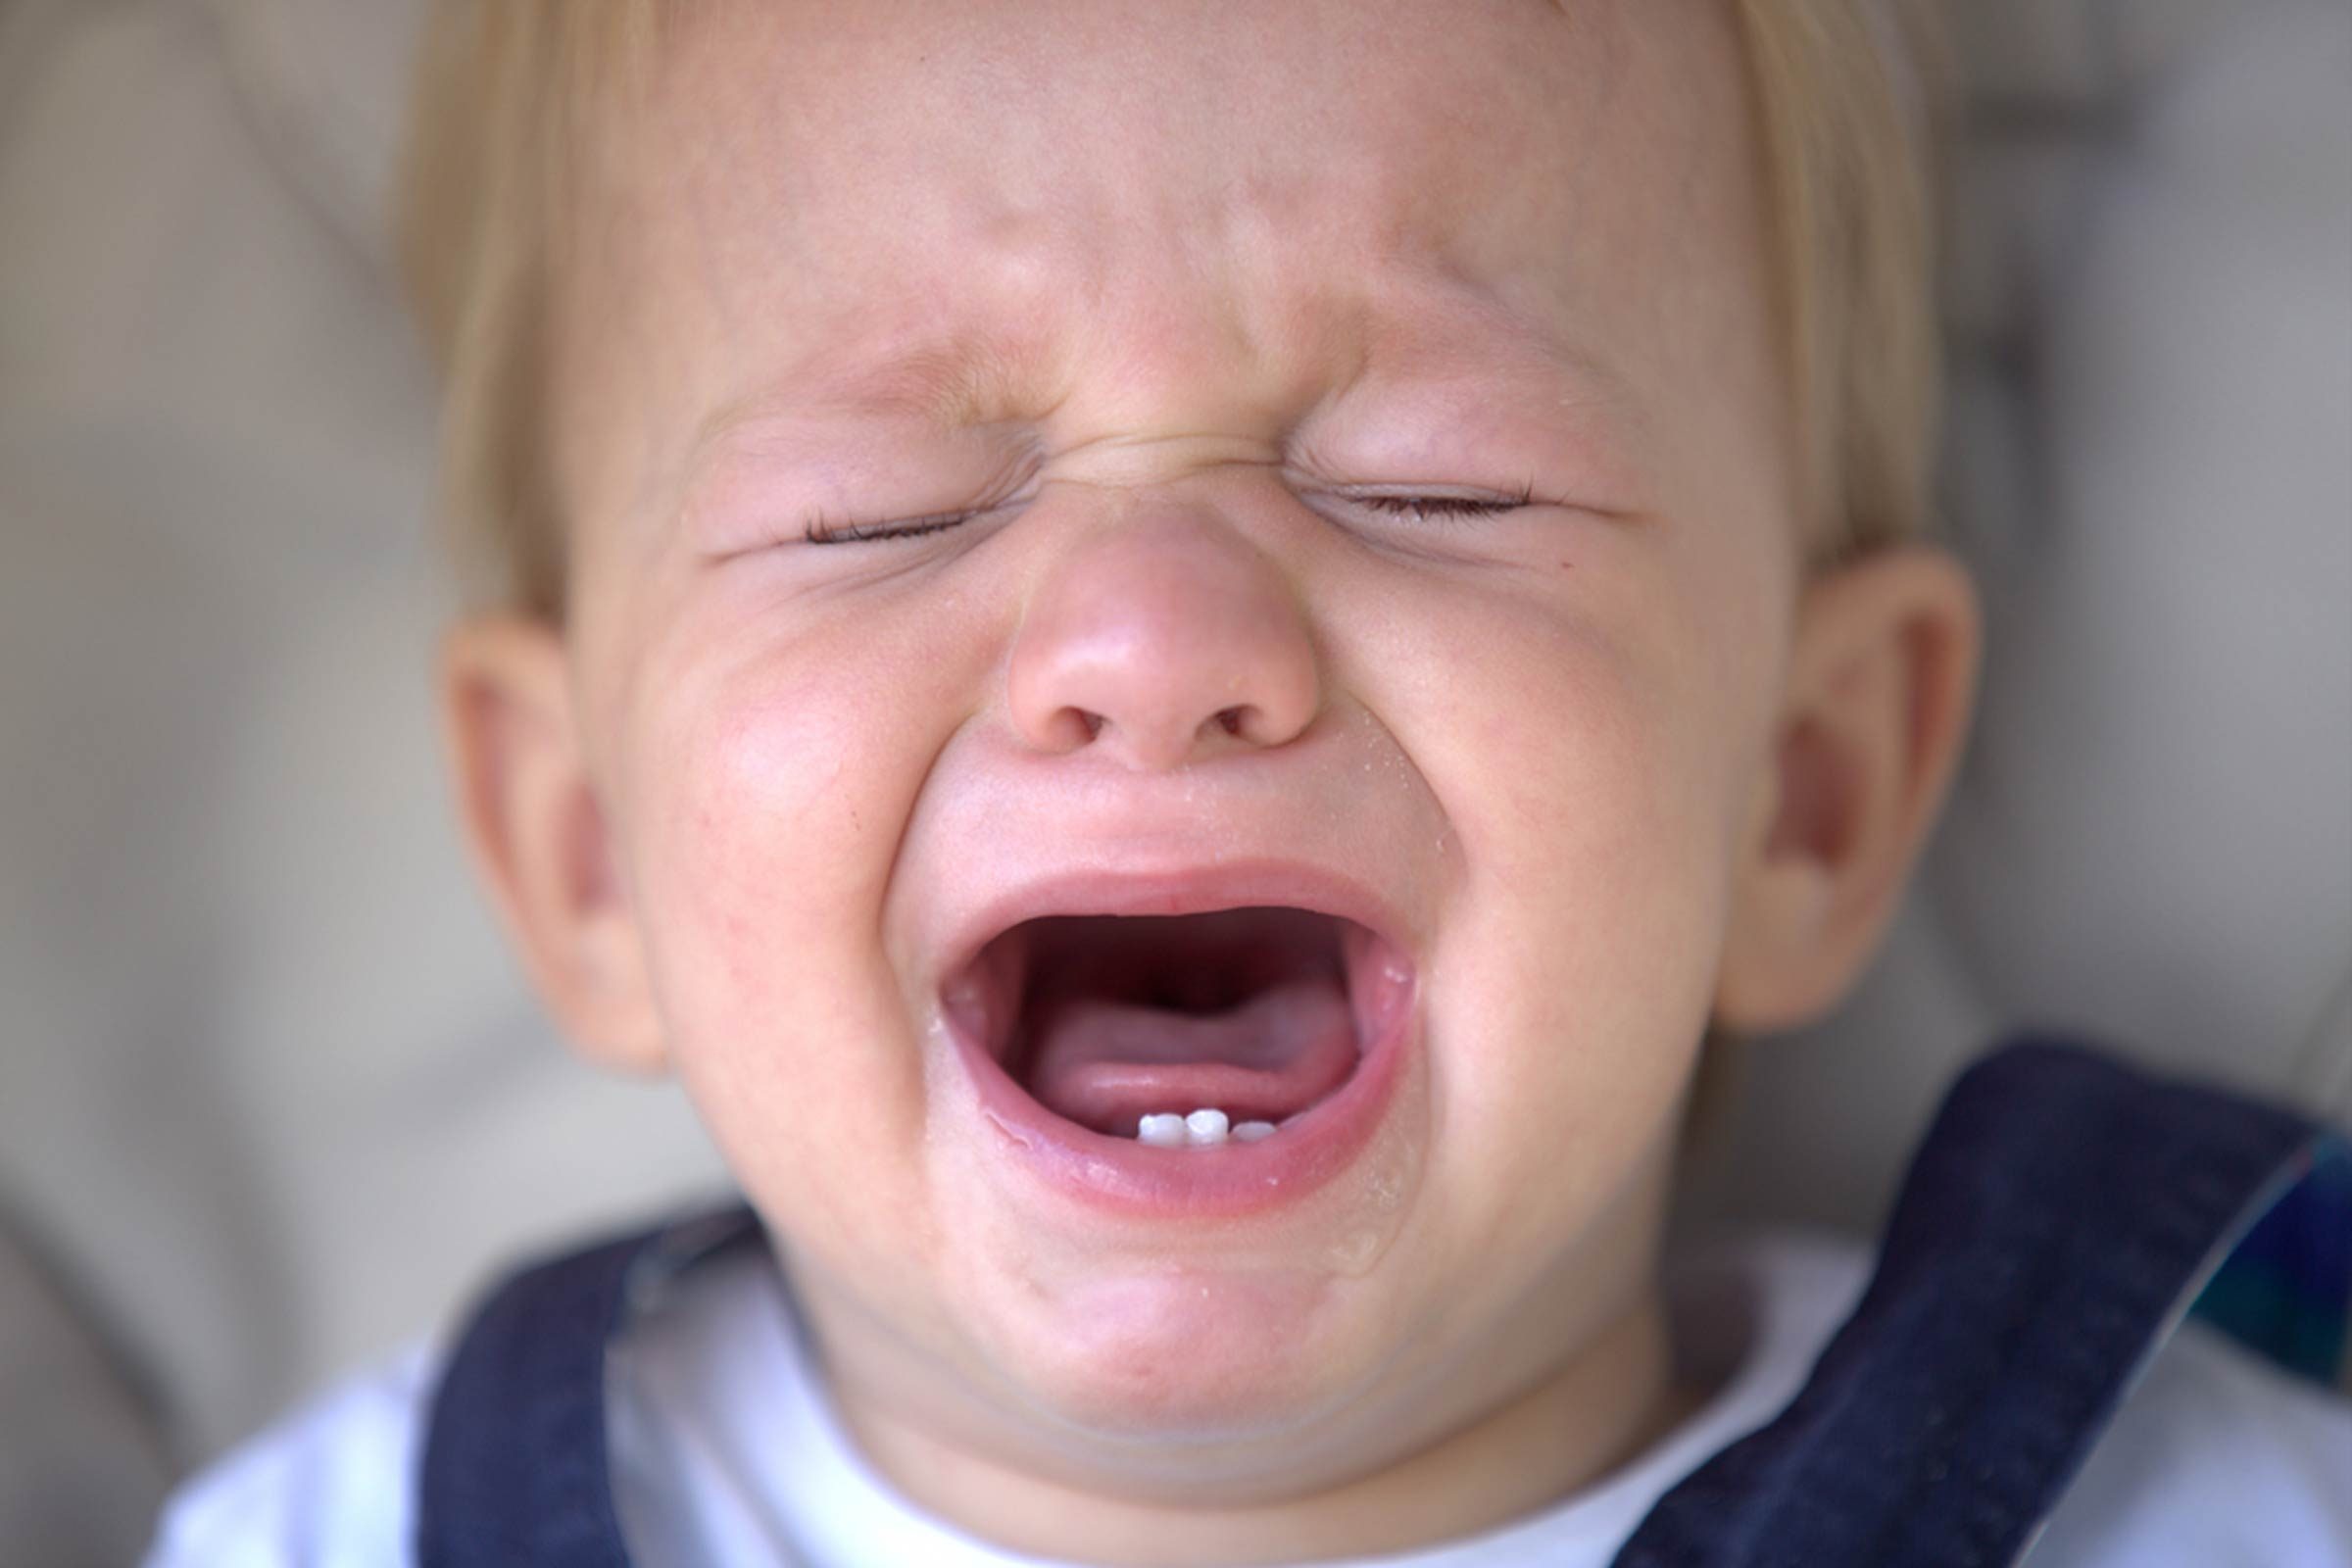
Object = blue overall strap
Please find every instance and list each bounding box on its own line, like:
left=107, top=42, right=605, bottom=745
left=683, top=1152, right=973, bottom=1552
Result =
left=416, top=1204, right=762, bottom=1568
left=1616, top=1038, right=2344, bottom=1568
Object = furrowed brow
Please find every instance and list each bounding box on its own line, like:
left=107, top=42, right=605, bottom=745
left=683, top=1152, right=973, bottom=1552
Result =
left=767, top=332, right=1053, bottom=428
left=668, top=335, right=1047, bottom=530
left=682, top=328, right=1049, bottom=453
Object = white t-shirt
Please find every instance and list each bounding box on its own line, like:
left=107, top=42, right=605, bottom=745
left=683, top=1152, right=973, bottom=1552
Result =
left=145, top=1234, right=2352, bottom=1568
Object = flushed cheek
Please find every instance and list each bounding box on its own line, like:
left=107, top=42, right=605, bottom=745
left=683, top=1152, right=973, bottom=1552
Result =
left=1403, top=811, right=1719, bottom=1365
left=617, top=653, right=944, bottom=1252
left=1403, top=592, right=1734, bottom=956
left=1386, top=606, right=1738, bottom=1216
left=1469, top=667, right=1732, bottom=1034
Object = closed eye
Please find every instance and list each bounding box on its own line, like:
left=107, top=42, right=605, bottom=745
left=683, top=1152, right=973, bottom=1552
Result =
left=801, top=482, right=1540, bottom=545
left=803, top=508, right=989, bottom=546
left=1346, top=484, right=1538, bottom=525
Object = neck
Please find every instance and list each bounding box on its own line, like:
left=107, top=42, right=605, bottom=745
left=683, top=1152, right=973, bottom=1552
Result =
left=826, top=1293, right=1685, bottom=1568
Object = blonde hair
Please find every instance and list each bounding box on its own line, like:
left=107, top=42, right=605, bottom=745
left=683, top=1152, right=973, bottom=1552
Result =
left=397, top=2, right=1940, bottom=621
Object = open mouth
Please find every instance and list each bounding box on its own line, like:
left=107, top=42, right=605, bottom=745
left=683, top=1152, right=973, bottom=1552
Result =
left=942, top=906, right=1411, bottom=1147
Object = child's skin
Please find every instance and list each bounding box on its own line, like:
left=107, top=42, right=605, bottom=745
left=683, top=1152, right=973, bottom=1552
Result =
left=446, top=0, right=1977, bottom=1562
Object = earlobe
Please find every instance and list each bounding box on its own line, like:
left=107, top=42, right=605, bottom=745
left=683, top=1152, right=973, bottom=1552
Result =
left=1715, top=546, right=1981, bottom=1033
left=440, top=617, right=668, bottom=1074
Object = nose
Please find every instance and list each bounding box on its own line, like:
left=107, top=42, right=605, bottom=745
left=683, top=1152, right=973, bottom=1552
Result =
left=1007, top=509, right=1321, bottom=769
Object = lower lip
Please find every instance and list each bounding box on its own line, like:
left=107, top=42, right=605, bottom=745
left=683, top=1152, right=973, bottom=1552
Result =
left=943, top=982, right=1417, bottom=1222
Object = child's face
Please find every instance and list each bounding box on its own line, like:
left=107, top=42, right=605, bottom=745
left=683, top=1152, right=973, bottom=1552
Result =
left=464, top=0, right=1961, bottom=1533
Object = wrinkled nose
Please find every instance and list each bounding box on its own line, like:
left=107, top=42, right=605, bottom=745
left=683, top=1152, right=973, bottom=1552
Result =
left=1008, top=512, right=1321, bottom=769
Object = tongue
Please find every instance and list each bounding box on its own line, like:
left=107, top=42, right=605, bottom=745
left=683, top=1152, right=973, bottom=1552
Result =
left=1024, top=974, right=1359, bottom=1136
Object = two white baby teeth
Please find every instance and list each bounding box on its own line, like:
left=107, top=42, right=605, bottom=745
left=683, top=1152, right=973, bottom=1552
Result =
left=1136, top=1110, right=1278, bottom=1148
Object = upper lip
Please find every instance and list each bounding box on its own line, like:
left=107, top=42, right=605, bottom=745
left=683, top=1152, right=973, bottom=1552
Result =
left=929, top=857, right=1417, bottom=1001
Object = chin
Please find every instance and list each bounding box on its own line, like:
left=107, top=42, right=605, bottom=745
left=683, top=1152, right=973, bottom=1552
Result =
left=999, top=1263, right=1370, bottom=1446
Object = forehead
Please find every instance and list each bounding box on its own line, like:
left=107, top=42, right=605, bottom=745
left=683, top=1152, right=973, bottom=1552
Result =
left=577, top=0, right=1768, bottom=480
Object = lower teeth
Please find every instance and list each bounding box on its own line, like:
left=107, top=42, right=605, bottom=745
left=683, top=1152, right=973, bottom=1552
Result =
left=1136, top=1109, right=1280, bottom=1147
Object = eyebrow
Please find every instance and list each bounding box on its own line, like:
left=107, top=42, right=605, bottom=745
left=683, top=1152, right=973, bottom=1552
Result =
left=705, top=331, right=1055, bottom=440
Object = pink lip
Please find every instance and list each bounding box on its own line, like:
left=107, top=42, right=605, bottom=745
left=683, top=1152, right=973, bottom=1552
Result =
left=932, top=860, right=1420, bottom=1221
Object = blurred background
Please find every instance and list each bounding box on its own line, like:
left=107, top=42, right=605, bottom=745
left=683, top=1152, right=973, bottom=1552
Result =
left=1, top=0, right=2346, bottom=1562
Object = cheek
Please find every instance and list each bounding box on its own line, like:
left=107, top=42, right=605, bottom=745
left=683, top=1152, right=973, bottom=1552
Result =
left=608, top=612, right=965, bottom=1248
left=1356, top=551, right=1767, bottom=1227
left=1456, top=640, right=1730, bottom=1105
left=1400, top=563, right=1750, bottom=961
left=656, top=683, right=886, bottom=1010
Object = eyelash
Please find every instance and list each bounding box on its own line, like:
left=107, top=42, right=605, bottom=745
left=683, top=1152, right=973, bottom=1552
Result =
left=1348, top=485, right=1538, bottom=525
left=799, top=483, right=1539, bottom=546
left=802, top=510, right=976, bottom=546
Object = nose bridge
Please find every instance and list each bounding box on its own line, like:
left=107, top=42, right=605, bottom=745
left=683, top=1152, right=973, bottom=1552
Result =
left=1006, top=497, right=1321, bottom=769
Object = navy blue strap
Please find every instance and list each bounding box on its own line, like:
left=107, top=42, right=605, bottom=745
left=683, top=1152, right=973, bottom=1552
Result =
left=416, top=1205, right=760, bottom=1568
left=1614, top=1038, right=2335, bottom=1568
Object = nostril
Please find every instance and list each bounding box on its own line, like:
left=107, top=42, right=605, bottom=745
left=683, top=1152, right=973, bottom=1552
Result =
left=1025, top=706, right=1104, bottom=753
left=1004, top=515, right=1322, bottom=765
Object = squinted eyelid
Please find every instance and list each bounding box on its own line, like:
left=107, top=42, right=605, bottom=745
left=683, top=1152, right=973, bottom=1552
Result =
left=677, top=426, right=1020, bottom=555
left=675, top=383, right=1649, bottom=554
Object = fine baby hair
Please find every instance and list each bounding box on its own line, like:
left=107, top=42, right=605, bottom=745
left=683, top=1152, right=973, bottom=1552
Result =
left=397, top=2, right=1939, bottom=618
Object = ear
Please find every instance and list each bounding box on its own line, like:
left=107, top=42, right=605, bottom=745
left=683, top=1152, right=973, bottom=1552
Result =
left=1715, top=546, right=1981, bottom=1033
left=440, top=617, right=667, bottom=1074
